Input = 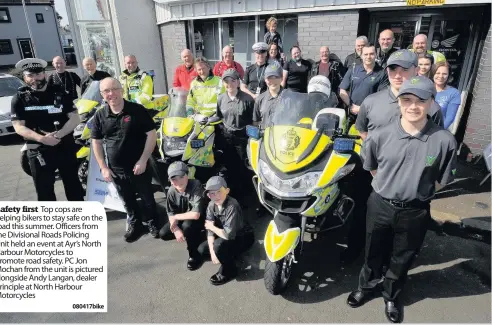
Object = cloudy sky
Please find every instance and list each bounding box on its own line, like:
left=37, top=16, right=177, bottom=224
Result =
left=54, top=0, right=69, bottom=26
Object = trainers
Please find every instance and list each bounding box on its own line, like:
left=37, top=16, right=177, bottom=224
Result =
left=147, top=221, right=159, bottom=238
left=124, top=223, right=141, bottom=242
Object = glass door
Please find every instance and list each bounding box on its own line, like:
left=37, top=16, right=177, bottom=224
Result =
left=428, top=17, right=475, bottom=88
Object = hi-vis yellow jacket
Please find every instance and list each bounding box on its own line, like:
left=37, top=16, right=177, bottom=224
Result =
left=186, top=74, right=225, bottom=117
left=119, top=69, right=154, bottom=109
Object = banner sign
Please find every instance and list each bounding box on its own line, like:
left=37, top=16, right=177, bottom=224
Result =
left=86, top=144, right=126, bottom=213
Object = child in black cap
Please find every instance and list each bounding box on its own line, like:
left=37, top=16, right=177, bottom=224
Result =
left=198, top=176, right=254, bottom=285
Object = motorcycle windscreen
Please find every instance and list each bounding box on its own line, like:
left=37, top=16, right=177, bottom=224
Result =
left=262, top=91, right=331, bottom=173
left=264, top=220, right=300, bottom=262
left=162, top=117, right=194, bottom=137
left=77, top=80, right=103, bottom=114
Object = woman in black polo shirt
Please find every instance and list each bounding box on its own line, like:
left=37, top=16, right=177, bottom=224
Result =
left=281, top=46, right=312, bottom=93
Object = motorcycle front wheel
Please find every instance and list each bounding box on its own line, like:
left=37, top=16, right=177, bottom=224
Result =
left=78, top=159, right=89, bottom=190
left=264, top=252, right=295, bottom=295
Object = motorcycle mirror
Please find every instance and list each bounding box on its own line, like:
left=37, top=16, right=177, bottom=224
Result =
left=207, top=116, right=221, bottom=124
left=246, top=125, right=261, bottom=139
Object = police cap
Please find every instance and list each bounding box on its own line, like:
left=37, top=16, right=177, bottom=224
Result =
left=15, top=58, right=48, bottom=73
left=252, top=42, right=268, bottom=53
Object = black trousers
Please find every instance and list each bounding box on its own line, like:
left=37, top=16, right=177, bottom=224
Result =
left=358, top=191, right=430, bottom=301
left=346, top=169, right=373, bottom=253
left=159, top=219, right=204, bottom=257
left=216, top=127, right=250, bottom=200
left=112, top=168, right=159, bottom=226
left=197, top=231, right=255, bottom=275
left=27, top=143, right=84, bottom=201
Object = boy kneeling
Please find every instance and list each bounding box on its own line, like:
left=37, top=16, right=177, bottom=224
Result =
left=198, top=176, right=254, bottom=285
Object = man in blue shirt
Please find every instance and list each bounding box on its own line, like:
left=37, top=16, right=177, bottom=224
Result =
left=340, top=44, right=388, bottom=117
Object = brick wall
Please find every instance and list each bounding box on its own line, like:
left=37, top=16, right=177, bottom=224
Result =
left=463, top=25, right=492, bottom=155
left=159, top=21, right=187, bottom=92
left=297, top=10, right=359, bottom=63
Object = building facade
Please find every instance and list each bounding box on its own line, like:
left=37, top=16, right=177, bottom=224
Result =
left=0, top=0, right=64, bottom=68
left=64, top=0, right=167, bottom=94
left=65, top=0, right=491, bottom=155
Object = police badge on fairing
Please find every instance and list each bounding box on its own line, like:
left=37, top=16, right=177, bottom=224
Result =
left=280, top=128, right=300, bottom=151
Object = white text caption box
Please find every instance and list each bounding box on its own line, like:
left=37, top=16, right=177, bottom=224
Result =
left=0, top=202, right=107, bottom=312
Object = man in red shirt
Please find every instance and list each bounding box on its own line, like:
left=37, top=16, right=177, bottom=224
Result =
left=212, top=45, right=245, bottom=79
left=173, top=49, right=197, bottom=90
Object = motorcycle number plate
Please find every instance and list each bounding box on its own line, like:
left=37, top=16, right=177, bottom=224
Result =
left=190, top=139, right=205, bottom=149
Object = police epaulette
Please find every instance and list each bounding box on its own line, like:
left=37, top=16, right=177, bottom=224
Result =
left=18, top=86, right=30, bottom=92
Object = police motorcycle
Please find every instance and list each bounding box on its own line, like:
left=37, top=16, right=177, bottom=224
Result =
left=70, top=81, right=105, bottom=188
left=152, top=87, right=223, bottom=187
left=246, top=90, right=363, bottom=295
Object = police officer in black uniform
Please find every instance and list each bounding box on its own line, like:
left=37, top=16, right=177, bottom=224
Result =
left=241, top=42, right=269, bottom=99
left=10, top=58, right=84, bottom=201
left=346, top=76, right=458, bottom=323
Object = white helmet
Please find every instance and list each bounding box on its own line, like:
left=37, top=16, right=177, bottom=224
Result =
left=308, top=75, right=331, bottom=97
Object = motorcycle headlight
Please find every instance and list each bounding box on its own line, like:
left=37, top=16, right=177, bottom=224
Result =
left=258, top=160, right=321, bottom=196
left=327, top=163, right=356, bottom=187
left=163, top=135, right=188, bottom=156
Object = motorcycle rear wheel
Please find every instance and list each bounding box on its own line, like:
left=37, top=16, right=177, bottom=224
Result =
left=264, top=253, right=294, bottom=295
left=78, top=160, right=88, bottom=190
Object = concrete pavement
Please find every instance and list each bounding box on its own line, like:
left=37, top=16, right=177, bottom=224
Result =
left=0, top=135, right=490, bottom=323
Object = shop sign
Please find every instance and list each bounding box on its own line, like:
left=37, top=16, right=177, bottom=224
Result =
left=407, top=0, right=445, bottom=6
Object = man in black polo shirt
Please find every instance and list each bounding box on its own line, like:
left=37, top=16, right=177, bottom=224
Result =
left=346, top=76, right=457, bottom=323
left=198, top=176, right=254, bottom=285
left=216, top=69, right=255, bottom=202
left=91, top=77, right=160, bottom=242
left=340, top=44, right=388, bottom=117
left=81, top=57, right=111, bottom=95
left=241, top=42, right=269, bottom=99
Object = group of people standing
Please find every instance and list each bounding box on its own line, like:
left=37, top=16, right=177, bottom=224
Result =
left=170, top=20, right=459, bottom=323
left=10, top=18, right=461, bottom=322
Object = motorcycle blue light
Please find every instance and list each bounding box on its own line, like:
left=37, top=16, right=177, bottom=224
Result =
left=333, top=138, right=355, bottom=153
left=190, top=139, right=205, bottom=149
left=246, top=125, right=260, bottom=139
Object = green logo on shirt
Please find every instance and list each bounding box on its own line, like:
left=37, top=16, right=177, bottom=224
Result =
left=451, top=168, right=457, bottom=175
left=370, top=76, right=376, bottom=82
left=426, top=155, right=437, bottom=166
